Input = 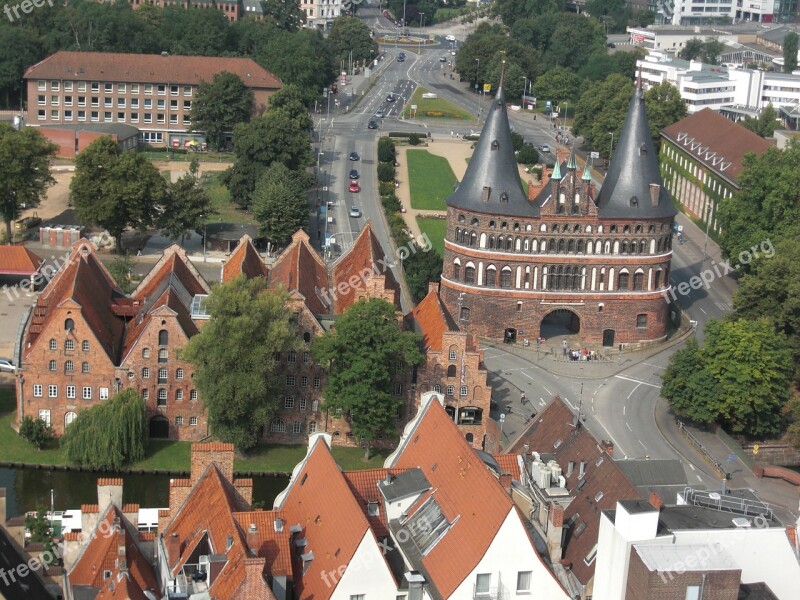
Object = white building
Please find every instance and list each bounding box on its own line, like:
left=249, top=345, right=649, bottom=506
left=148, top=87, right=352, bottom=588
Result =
left=302, top=0, right=344, bottom=29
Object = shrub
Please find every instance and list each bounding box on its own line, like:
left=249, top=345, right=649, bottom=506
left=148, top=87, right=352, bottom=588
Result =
left=377, top=162, right=396, bottom=182
left=408, top=133, right=422, bottom=146
left=517, top=145, right=540, bottom=165
left=389, top=213, right=411, bottom=246
left=511, top=131, right=524, bottom=152
left=379, top=181, right=395, bottom=196
left=425, top=111, right=444, bottom=118
left=382, top=193, right=402, bottom=213
left=378, top=137, right=396, bottom=163
left=19, top=416, right=54, bottom=450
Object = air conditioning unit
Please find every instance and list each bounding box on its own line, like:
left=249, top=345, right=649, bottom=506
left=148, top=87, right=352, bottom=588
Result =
left=536, top=465, right=552, bottom=490
left=549, top=462, right=562, bottom=484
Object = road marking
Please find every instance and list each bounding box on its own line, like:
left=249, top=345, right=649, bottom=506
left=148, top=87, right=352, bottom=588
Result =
left=542, top=386, right=552, bottom=396
left=591, top=405, right=595, bottom=412
left=696, top=474, right=703, bottom=482
left=614, top=375, right=661, bottom=389
left=626, top=422, right=632, bottom=431
left=689, top=463, right=695, bottom=471
left=639, top=440, right=648, bottom=450
left=563, top=397, right=576, bottom=410
left=539, top=397, right=545, bottom=407
left=699, top=307, right=707, bottom=315
left=623, top=405, right=626, bottom=416
left=643, top=362, right=664, bottom=369
left=626, top=383, right=642, bottom=400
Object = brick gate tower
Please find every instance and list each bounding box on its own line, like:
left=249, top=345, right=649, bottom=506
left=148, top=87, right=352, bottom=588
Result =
left=439, top=83, right=677, bottom=346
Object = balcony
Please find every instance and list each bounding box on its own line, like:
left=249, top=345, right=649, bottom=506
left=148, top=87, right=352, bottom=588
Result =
left=473, top=586, right=509, bottom=600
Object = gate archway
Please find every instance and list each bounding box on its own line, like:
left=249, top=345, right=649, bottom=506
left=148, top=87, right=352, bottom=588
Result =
left=539, top=309, right=580, bottom=339
left=149, top=415, right=169, bottom=439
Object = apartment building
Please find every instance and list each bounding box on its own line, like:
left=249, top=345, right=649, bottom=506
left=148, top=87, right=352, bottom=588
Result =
left=23, top=51, right=281, bottom=148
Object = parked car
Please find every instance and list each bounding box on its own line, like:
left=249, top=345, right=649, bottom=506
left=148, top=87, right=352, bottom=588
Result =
left=349, top=169, right=359, bottom=179
left=349, top=152, right=360, bottom=161
left=445, top=34, right=456, bottom=41
left=606, top=42, right=616, bottom=48
left=368, top=120, right=378, bottom=129
left=349, top=206, right=362, bottom=218
left=349, top=181, right=361, bottom=193
left=540, top=144, right=550, bottom=153
left=386, top=94, right=395, bottom=102
left=439, top=56, right=447, bottom=62
left=0, top=358, right=16, bottom=373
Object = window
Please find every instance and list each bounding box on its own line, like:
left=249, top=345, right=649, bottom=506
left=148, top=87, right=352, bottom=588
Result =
left=157, top=389, right=167, bottom=405
left=350, top=596, right=365, bottom=600
left=292, top=421, right=302, bottom=434
left=475, top=574, right=491, bottom=596
left=312, top=400, right=319, bottom=412
left=286, top=375, right=295, bottom=386
left=274, top=352, right=281, bottom=363
left=142, top=348, right=150, bottom=359
left=617, top=272, right=629, bottom=290
left=303, top=352, right=309, bottom=364
left=176, top=390, right=183, bottom=401
left=449, top=350, right=457, bottom=361
left=82, top=340, right=89, bottom=352
left=144, top=84, right=153, bottom=95
left=460, top=307, right=470, bottom=322
left=38, top=80, right=46, bottom=91
left=190, top=416, right=198, bottom=426
left=313, top=377, right=321, bottom=388
left=82, top=387, right=92, bottom=400
left=104, top=111, right=112, bottom=122
left=516, top=571, right=532, bottom=593
left=500, top=269, right=512, bottom=288
left=49, top=339, right=57, bottom=350
left=65, top=339, right=75, bottom=351
left=142, top=389, right=149, bottom=401
left=131, top=84, right=139, bottom=94
left=78, top=96, right=85, bottom=107
left=65, top=412, right=77, bottom=427
left=176, top=416, right=183, bottom=426
left=584, top=545, right=598, bottom=566
left=595, top=491, right=604, bottom=502
left=100, top=387, right=108, bottom=400
left=104, top=97, right=112, bottom=108
left=65, top=360, right=74, bottom=373
left=300, top=376, right=308, bottom=388
left=460, top=385, right=468, bottom=396
left=287, top=351, right=296, bottom=363
left=157, top=84, right=166, bottom=95
left=116, top=83, right=126, bottom=94
left=170, top=99, right=178, bottom=110
left=158, top=348, right=168, bottom=362
left=144, top=98, right=152, bottom=108
left=446, top=385, right=455, bottom=396
left=394, top=383, right=403, bottom=396
left=158, top=368, right=167, bottom=383
left=49, top=360, right=57, bottom=372
left=299, top=397, right=307, bottom=411
left=433, top=384, right=441, bottom=393
left=38, top=409, right=51, bottom=426
left=464, top=266, right=475, bottom=284
left=91, top=82, right=100, bottom=92
left=50, top=80, right=60, bottom=91
left=270, top=418, right=286, bottom=433
left=33, top=384, right=43, bottom=397
left=131, top=98, right=139, bottom=108
left=284, top=396, right=295, bottom=409
left=183, top=85, right=192, bottom=96
left=170, top=85, right=179, bottom=95
left=636, top=314, right=648, bottom=329
left=685, top=585, right=700, bottom=600
left=158, top=329, right=168, bottom=345
left=142, top=367, right=150, bottom=379
left=67, top=385, right=76, bottom=399
left=190, top=389, right=198, bottom=401
left=308, top=422, right=317, bottom=433
left=116, top=98, right=126, bottom=108
left=176, top=368, right=184, bottom=379
left=104, top=83, right=112, bottom=93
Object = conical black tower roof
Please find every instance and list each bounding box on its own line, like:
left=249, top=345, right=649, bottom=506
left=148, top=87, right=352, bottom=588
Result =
left=446, top=87, right=538, bottom=218
left=596, top=86, right=676, bottom=219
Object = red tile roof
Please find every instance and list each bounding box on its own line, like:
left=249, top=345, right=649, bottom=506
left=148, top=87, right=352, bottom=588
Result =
left=661, top=108, right=773, bottom=183
left=389, top=399, right=532, bottom=598
left=278, top=438, right=375, bottom=600
left=94, top=572, right=149, bottom=600
left=330, top=223, right=399, bottom=313
left=97, top=478, right=123, bottom=486
left=407, top=288, right=456, bottom=351
left=508, top=398, right=642, bottom=585
left=269, top=230, right=329, bottom=315
left=132, top=246, right=209, bottom=303
left=68, top=505, right=159, bottom=596
left=0, top=246, right=43, bottom=275
left=343, top=468, right=404, bottom=537
left=25, top=51, right=282, bottom=90
left=232, top=510, right=292, bottom=576
left=222, top=235, right=269, bottom=284
left=493, top=454, right=523, bottom=480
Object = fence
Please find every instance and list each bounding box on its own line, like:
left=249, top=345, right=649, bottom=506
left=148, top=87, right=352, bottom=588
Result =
left=677, top=420, right=728, bottom=479
left=716, top=427, right=755, bottom=469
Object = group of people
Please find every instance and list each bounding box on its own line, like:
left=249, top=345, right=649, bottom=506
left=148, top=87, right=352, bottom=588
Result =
left=562, top=340, right=596, bottom=361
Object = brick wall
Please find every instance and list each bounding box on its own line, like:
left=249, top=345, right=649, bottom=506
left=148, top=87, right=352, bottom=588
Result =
left=744, top=443, right=800, bottom=467
left=190, top=443, right=235, bottom=484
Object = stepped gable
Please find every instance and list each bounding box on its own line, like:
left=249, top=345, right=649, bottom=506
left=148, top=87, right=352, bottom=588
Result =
left=268, top=230, right=329, bottom=315
left=406, top=287, right=458, bottom=351
left=330, top=221, right=399, bottom=313
left=222, top=234, right=269, bottom=283
left=446, top=86, right=538, bottom=218
left=595, top=85, right=677, bottom=219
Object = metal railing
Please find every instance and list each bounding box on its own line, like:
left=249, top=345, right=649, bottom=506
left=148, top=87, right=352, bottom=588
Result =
left=677, top=420, right=728, bottom=478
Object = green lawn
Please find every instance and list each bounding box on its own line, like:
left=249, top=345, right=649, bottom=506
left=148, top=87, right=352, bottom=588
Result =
left=202, top=172, right=257, bottom=225
left=401, top=86, right=473, bottom=120
left=0, top=390, right=391, bottom=473
left=407, top=149, right=456, bottom=211
left=416, top=218, right=446, bottom=255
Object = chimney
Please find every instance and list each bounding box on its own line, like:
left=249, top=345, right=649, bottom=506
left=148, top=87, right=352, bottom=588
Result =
left=549, top=503, right=565, bottom=528
left=649, top=183, right=660, bottom=207
left=589, top=182, right=596, bottom=198
left=523, top=443, right=530, bottom=453
left=166, top=532, right=181, bottom=562
left=601, top=440, right=614, bottom=456
left=482, top=186, right=491, bottom=201
left=116, top=523, right=127, bottom=572
left=649, top=491, right=662, bottom=511
left=428, top=281, right=439, bottom=295
left=384, top=473, right=393, bottom=486
left=247, top=523, right=259, bottom=552
left=499, top=473, right=512, bottom=494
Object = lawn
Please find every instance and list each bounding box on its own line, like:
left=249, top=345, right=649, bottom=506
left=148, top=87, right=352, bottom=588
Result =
left=201, top=172, right=257, bottom=225
left=401, top=86, right=473, bottom=120
left=0, top=390, right=391, bottom=473
left=416, top=218, right=446, bottom=256
left=407, top=149, right=456, bottom=211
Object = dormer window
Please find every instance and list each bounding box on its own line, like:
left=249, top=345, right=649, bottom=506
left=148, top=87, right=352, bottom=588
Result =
left=500, top=192, right=508, bottom=203
left=482, top=187, right=491, bottom=201
left=491, top=139, right=499, bottom=151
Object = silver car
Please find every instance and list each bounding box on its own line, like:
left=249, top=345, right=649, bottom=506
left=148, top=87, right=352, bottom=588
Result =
left=0, top=358, right=16, bottom=373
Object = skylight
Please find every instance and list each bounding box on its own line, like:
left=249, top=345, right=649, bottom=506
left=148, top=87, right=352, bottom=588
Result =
left=407, top=498, right=451, bottom=556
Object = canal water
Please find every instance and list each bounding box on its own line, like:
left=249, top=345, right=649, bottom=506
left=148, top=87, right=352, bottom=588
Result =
left=0, top=468, right=290, bottom=517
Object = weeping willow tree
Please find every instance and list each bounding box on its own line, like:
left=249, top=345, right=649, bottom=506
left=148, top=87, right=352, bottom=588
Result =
left=63, top=389, right=147, bottom=470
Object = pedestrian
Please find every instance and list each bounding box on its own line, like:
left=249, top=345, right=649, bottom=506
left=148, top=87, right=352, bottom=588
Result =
left=136, top=246, right=142, bottom=257
left=521, top=392, right=527, bottom=404
left=562, top=340, right=568, bottom=356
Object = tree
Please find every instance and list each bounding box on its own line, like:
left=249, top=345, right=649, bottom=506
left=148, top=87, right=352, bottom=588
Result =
left=662, top=319, right=793, bottom=438
left=531, top=66, right=585, bottom=107
left=63, top=389, right=147, bottom=470
left=70, top=137, right=168, bottom=252
left=19, top=416, right=54, bottom=450
left=378, top=138, right=396, bottom=164
left=251, top=162, right=313, bottom=246
left=182, top=278, right=297, bottom=451
left=0, top=27, right=43, bottom=108
left=783, top=31, right=798, bottom=73
left=312, top=298, right=424, bottom=458
left=403, top=248, right=443, bottom=303
left=261, top=0, right=306, bottom=30
left=717, top=144, right=800, bottom=273
left=159, top=172, right=214, bottom=244
left=517, top=144, right=540, bottom=164
left=189, top=71, right=254, bottom=151
left=741, top=104, right=777, bottom=138
left=108, top=253, right=136, bottom=294
left=572, top=74, right=633, bottom=159
left=377, top=162, right=396, bottom=182
left=644, top=81, right=687, bottom=146
left=0, top=124, right=57, bottom=242
left=679, top=38, right=724, bottom=64
left=327, top=16, right=376, bottom=65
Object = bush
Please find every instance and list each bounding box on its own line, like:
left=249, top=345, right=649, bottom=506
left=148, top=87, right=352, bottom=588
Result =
left=19, top=416, right=54, bottom=450
left=377, top=162, right=396, bottom=182
left=425, top=111, right=445, bottom=118
left=511, top=131, right=524, bottom=152
left=408, top=133, right=422, bottom=146
left=517, top=145, right=540, bottom=165
left=379, top=181, right=395, bottom=196
left=378, top=137, right=396, bottom=163
left=381, top=193, right=402, bottom=213
left=389, top=213, right=411, bottom=246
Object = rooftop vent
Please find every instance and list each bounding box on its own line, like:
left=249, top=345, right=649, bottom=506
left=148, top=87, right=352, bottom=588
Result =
left=732, top=517, right=751, bottom=528
left=649, top=183, right=661, bottom=207
left=248, top=524, right=257, bottom=533
left=225, top=536, right=234, bottom=551
left=491, top=140, right=499, bottom=151
left=482, top=186, right=491, bottom=201
left=383, top=473, right=393, bottom=486
left=274, top=518, right=284, bottom=532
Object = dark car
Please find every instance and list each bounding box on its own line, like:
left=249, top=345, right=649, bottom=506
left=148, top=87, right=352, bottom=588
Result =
left=606, top=42, right=616, bottom=48
left=349, top=152, right=360, bottom=161
left=386, top=94, right=395, bottom=102
left=349, top=169, right=359, bottom=179
left=368, top=120, right=378, bottom=129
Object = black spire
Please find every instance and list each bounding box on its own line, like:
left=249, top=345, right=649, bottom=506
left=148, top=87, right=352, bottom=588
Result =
left=446, top=85, right=538, bottom=218
left=595, top=85, right=676, bottom=219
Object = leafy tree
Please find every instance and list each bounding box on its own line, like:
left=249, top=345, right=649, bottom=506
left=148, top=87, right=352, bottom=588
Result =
left=740, top=104, right=777, bottom=138
left=403, top=248, right=443, bottom=303
left=662, top=319, right=792, bottom=438
left=159, top=172, right=214, bottom=244
left=679, top=38, right=725, bottom=64
left=0, top=124, right=57, bottom=242
left=517, top=145, right=540, bottom=164
left=159, top=5, right=231, bottom=56
left=327, top=16, right=376, bottom=65
left=251, top=162, right=313, bottom=246
left=494, top=0, right=564, bottom=25
left=108, top=253, right=136, bottom=295
left=182, top=278, right=297, bottom=451
left=644, top=81, right=687, bottom=146
left=378, top=138, right=396, bottom=164
left=0, top=27, right=43, bottom=108
left=312, top=298, right=424, bottom=458
left=783, top=31, right=798, bottom=73
left=19, top=416, right=54, bottom=450
left=456, top=22, right=540, bottom=85
left=717, top=143, right=800, bottom=273
left=378, top=162, right=396, bottom=182
left=63, top=389, right=147, bottom=470
left=541, top=13, right=606, bottom=72
left=267, top=84, right=312, bottom=121
left=190, top=72, right=254, bottom=151
left=70, top=137, right=168, bottom=252
left=261, top=0, right=306, bottom=30
left=572, top=74, right=634, bottom=159
left=532, top=66, right=585, bottom=106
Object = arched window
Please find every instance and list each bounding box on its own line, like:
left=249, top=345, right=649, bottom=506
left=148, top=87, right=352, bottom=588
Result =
left=635, top=224, right=643, bottom=233
left=573, top=268, right=582, bottom=290
left=447, top=365, right=457, bottom=378
left=558, top=239, right=566, bottom=253
left=64, top=318, right=74, bottom=332
left=270, top=418, right=286, bottom=433
left=303, top=332, right=311, bottom=343
left=453, top=262, right=461, bottom=280
left=577, top=239, right=585, bottom=253
left=618, top=271, right=630, bottom=290
left=513, top=222, right=520, bottom=231
left=458, top=214, right=466, bottom=223
left=500, top=268, right=512, bottom=288
left=654, top=270, right=662, bottom=289
left=488, top=235, right=495, bottom=249
left=657, top=238, right=664, bottom=252
left=506, top=237, right=513, bottom=251
left=485, top=267, right=496, bottom=287
left=633, top=271, right=644, bottom=291
left=460, top=307, right=470, bottom=321
left=501, top=221, right=508, bottom=230
left=65, top=412, right=77, bottom=428
left=489, top=220, right=496, bottom=228
left=639, top=240, right=646, bottom=254
left=549, top=239, right=556, bottom=253
left=470, top=232, right=477, bottom=247
left=455, top=227, right=461, bottom=242
left=471, top=218, right=479, bottom=227
left=158, top=330, right=168, bottom=346
left=464, top=266, right=476, bottom=284
left=523, top=238, right=530, bottom=252
left=623, top=225, right=630, bottom=234
left=460, top=385, right=468, bottom=396
left=621, top=240, right=628, bottom=254
left=568, top=239, right=575, bottom=253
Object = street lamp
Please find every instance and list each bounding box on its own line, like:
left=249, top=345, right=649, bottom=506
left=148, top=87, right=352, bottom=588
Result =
left=608, top=132, right=615, bottom=163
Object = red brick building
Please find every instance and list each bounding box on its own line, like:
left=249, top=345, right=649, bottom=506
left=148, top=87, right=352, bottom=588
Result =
left=439, top=84, right=677, bottom=347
